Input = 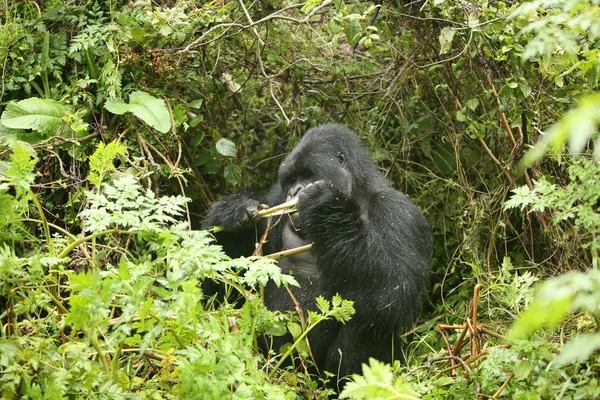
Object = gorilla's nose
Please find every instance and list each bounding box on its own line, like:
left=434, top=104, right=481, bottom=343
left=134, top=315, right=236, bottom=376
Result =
left=287, top=183, right=305, bottom=200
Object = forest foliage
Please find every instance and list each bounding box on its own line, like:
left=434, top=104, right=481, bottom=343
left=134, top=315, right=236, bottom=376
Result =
left=1, top=0, right=600, bottom=398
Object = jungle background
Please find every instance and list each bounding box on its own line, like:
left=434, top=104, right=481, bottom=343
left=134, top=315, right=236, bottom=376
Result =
left=1, top=0, right=600, bottom=398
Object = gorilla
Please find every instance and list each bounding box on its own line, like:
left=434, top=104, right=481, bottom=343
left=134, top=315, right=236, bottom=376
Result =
left=202, top=124, right=432, bottom=385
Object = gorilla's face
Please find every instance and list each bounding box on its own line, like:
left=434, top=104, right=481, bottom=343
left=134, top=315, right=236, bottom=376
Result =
left=278, top=136, right=353, bottom=202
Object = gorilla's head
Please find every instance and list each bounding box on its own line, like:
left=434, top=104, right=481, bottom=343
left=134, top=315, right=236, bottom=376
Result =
left=278, top=124, right=382, bottom=202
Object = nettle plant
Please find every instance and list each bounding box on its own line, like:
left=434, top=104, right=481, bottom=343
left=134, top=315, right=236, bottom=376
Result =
left=0, top=140, right=358, bottom=399
left=503, top=157, right=600, bottom=397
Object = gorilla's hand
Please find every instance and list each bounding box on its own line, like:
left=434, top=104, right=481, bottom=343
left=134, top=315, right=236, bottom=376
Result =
left=296, top=180, right=352, bottom=225
left=298, top=180, right=335, bottom=206
left=203, top=194, right=264, bottom=232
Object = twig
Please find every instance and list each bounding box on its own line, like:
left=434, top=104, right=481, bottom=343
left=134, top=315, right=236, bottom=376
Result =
left=259, top=198, right=298, bottom=217
left=253, top=215, right=273, bottom=256
left=437, top=284, right=496, bottom=374
left=486, top=74, right=517, bottom=146
left=238, top=0, right=264, bottom=45
left=400, top=315, right=443, bottom=337
left=266, top=243, right=313, bottom=260
left=417, top=30, right=474, bottom=69
left=493, top=370, right=514, bottom=398
left=178, top=1, right=332, bottom=53
left=437, top=324, right=457, bottom=375
left=284, top=285, right=320, bottom=376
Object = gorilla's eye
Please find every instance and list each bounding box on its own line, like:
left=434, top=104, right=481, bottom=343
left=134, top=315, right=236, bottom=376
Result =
left=338, top=152, right=346, bottom=165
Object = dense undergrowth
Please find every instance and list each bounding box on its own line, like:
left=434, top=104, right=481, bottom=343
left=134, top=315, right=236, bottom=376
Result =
left=1, top=0, right=600, bottom=398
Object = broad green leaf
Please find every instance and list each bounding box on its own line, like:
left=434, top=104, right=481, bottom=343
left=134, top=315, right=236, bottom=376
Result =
left=513, top=359, right=533, bottom=380
left=554, top=75, right=564, bottom=88
left=189, top=99, right=203, bottom=109
left=434, top=376, right=455, bottom=387
left=204, top=155, right=221, bottom=174
left=224, top=164, right=242, bottom=185
left=193, top=149, right=212, bottom=166
left=287, top=322, right=303, bottom=340
left=1, top=98, right=67, bottom=136
left=0, top=340, right=17, bottom=367
left=439, top=27, right=457, bottom=55
left=465, top=98, right=479, bottom=111
left=216, top=138, right=237, bottom=157
left=189, top=113, right=204, bottom=128
left=105, top=91, right=171, bottom=133
left=191, top=131, right=205, bottom=147
left=519, top=82, right=532, bottom=98
left=345, top=19, right=363, bottom=46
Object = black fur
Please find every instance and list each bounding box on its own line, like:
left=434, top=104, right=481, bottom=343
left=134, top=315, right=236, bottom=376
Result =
left=202, top=124, right=432, bottom=385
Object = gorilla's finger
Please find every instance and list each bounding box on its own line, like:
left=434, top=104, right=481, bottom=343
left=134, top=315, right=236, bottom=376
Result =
left=234, top=206, right=260, bottom=230
left=245, top=206, right=261, bottom=224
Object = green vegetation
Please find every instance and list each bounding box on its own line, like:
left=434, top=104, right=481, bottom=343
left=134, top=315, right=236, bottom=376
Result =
left=1, top=0, right=600, bottom=398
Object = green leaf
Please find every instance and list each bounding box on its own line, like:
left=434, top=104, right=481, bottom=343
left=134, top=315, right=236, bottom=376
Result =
left=439, top=27, right=457, bottom=55
left=340, top=358, right=420, bottom=399
left=520, top=93, right=600, bottom=168
left=216, top=138, right=237, bottom=157
left=104, top=91, right=171, bottom=133
left=2, top=142, right=38, bottom=192
left=193, top=149, right=212, bottom=166
left=465, top=98, right=479, bottom=111
left=189, top=99, right=204, bottom=109
left=1, top=98, right=67, bottom=136
left=513, top=359, right=532, bottom=380
left=555, top=333, right=600, bottom=366
left=508, top=295, right=572, bottom=340
left=189, top=114, right=204, bottom=128
left=191, top=131, right=205, bottom=147
left=345, top=19, right=363, bottom=46
left=0, top=340, right=17, bottom=367
left=224, top=164, right=242, bottom=185
left=204, top=155, right=221, bottom=174
left=554, top=75, right=564, bottom=88
left=301, top=0, right=324, bottom=14
left=88, top=141, right=128, bottom=187
left=287, top=322, right=303, bottom=341
left=519, top=82, right=532, bottom=98
left=456, top=110, right=467, bottom=122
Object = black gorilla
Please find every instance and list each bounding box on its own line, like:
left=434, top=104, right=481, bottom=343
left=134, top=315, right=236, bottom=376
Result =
left=203, top=124, right=432, bottom=384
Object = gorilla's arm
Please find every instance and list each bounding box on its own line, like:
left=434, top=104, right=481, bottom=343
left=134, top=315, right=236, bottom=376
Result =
left=297, top=182, right=432, bottom=329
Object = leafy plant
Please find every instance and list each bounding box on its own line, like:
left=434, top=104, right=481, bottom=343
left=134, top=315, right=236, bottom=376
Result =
left=520, top=93, right=600, bottom=167
left=0, top=98, right=88, bottom=140
left=0, top=142, right=334, bottom=399
left=506, top=158, right=600, bottom=254
left=340, top=358, right=419, bottom=400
